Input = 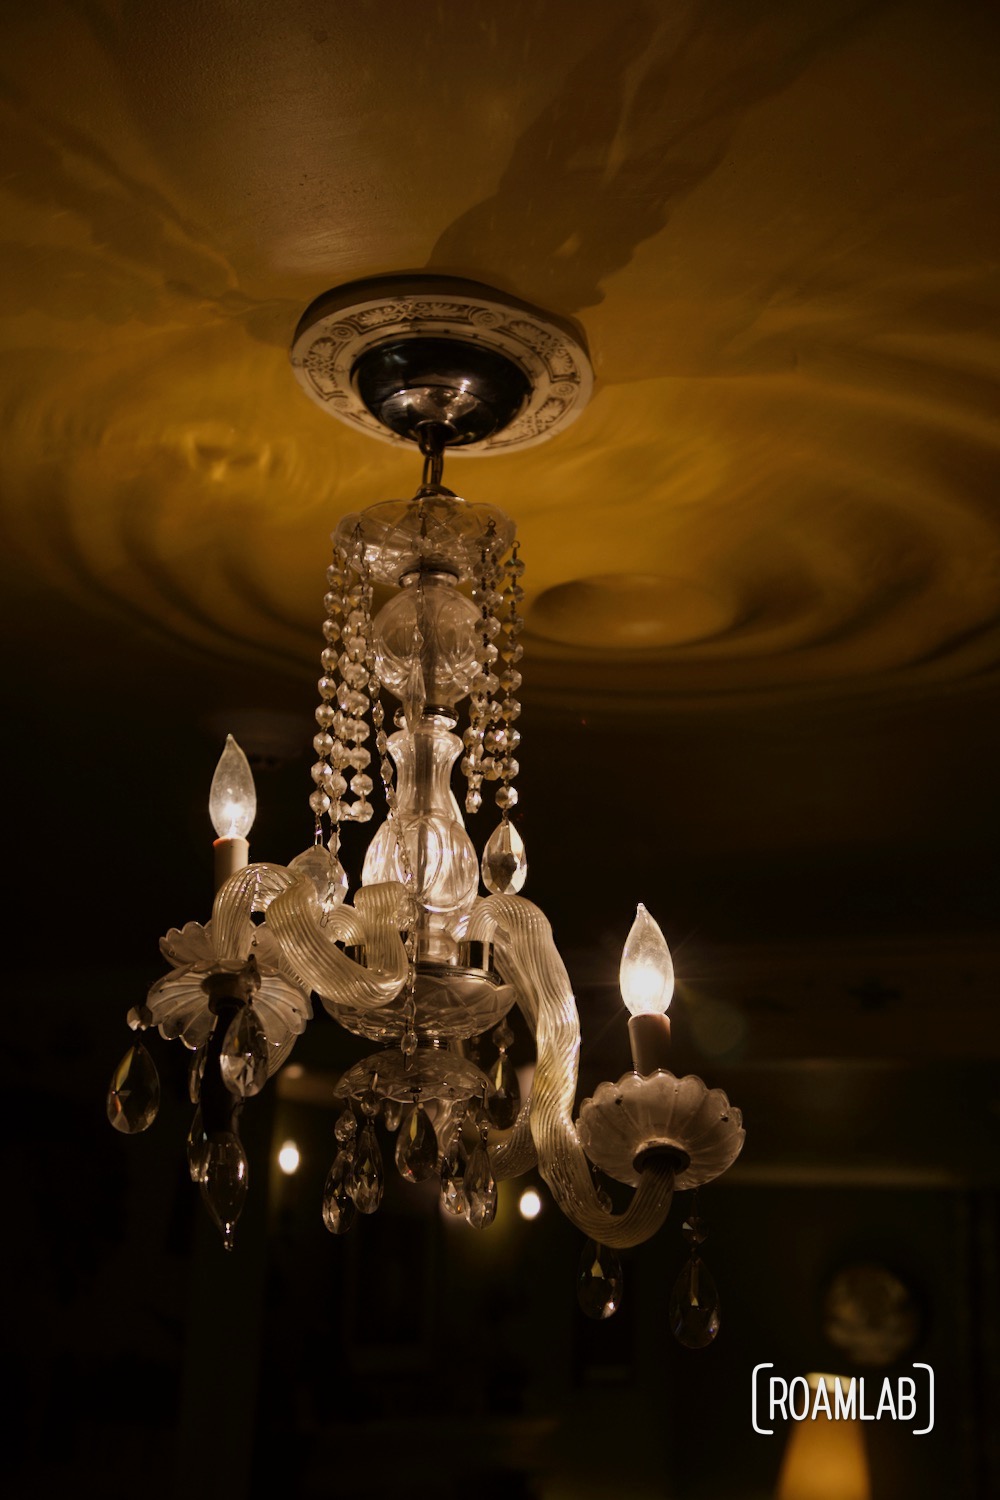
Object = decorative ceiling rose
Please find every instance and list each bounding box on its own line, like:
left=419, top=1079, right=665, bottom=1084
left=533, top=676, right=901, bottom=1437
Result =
left=289, top=274, right=594, bottom=452
left=107, top=277, right=744, bottom=1331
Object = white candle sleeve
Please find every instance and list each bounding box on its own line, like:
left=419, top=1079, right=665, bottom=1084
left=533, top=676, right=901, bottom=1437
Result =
left=213, top=836, right=250, bottom=891
left=628, top=1013, right=672, bottom=1075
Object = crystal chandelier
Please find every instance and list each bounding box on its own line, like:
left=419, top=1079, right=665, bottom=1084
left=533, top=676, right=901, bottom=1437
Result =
left=107, top=276, right=745, bottom=1329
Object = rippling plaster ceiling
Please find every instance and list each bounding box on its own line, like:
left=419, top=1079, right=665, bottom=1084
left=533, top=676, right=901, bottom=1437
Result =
left=1, top=1, right=998, bottom=949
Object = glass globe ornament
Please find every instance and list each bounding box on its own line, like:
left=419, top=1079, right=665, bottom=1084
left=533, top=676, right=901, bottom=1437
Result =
left=373, top=572, right=481, bottom=713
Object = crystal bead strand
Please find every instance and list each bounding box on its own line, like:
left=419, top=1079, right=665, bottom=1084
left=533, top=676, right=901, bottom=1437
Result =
left=372, top=664, right=391, bottom=812
left=479, top=558, right=505, bottom=786
left=480, top=541, right=528, bottom=896
left=493, top=541, right=524, bottom=815
left=461, top=546, right=489, bottom=813
left=337, top=539, right=375, bottom=825
left=463, top=529, right=503, bottom=815
left=400, top=985, right=418, bottom=1058
left=312, top=545, right=350, bottom=846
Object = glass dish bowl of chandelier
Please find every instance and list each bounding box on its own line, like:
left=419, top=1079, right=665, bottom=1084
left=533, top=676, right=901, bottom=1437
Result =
left=577, top=1072, right=745, bottom=1191
left=337, top=1045, right=493, bottom=1108
left=324, top=946, right=516, bottom=1043
left=334, top=492, right=514, bottom=585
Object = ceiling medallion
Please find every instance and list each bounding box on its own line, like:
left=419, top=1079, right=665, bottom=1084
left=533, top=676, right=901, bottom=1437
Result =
left=107, top=277, right=744, bottom=1331
left=289, top=274, right=594, bottom=452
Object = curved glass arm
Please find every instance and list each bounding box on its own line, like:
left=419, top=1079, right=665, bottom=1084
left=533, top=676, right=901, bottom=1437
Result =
left=468, top=896, right=675, bottom=1248
left=487, top=1096, right=537, bottom=1180
left=212, top=862, right=297, bottom=962
left=353, top=883, right=418, bottom=967
left=265, top=879, right=411, bottom=1013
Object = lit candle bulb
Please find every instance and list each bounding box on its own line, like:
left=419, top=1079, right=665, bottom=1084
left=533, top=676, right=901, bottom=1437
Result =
left=209, top=734, right=256, bottom=890
left=620, top=903, right=674, bottom=1074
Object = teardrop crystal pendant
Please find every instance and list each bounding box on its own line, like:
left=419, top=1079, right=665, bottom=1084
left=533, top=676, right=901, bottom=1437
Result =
left=219, top=1006, right=269, bottom=1098
left=463, top=1142, right=497, bottom=1228
left=577, top=1240, right=624, bottom=1320
left=440, top=1145, right=467, bottom=1217
left=382, top=1099, right=403, bottom=1132
left=200, top=1131, right=249, bottom=1251
left=487, top=1052, right=521, bottom=1129
left=481, top=819, right=527, bottom=895
left=669, top=1256, right=721, bottom=1348
left=321, top=1151, right=356, bottom=1235
left=334, top=1106, right=358, bottom=1146
left=394, top=1104, right=438, bottom=1183
left=187, top=1107, right=209, bottom=1182
left=106, top=1043, right=160, bottom=1134
left=288, top=843, right=348, bottom=912
left=349, top=1123, right=384, bottom=1214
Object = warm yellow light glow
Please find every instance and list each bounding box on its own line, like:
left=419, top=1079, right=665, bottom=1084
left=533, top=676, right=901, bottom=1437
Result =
left=209, top=733, right=257, bottom=840
left=277, top=1140, right=301, bottom=1175
left=776, top=1374, right=871, bottom=1500
left=518, top=1187, right=542, bottom=1220
left=619, top=903, right=674, bottom=1016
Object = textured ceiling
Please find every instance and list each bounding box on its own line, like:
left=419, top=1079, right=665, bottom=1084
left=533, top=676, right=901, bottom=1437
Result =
left=1, top=0, right=998, bottom=957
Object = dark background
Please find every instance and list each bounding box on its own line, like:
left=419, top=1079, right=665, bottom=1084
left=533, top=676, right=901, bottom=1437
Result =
left=6, top=665, right=999, bottom=1498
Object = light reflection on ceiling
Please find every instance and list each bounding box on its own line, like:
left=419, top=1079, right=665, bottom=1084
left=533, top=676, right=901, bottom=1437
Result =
left=1, top=0, right=997, bottom=720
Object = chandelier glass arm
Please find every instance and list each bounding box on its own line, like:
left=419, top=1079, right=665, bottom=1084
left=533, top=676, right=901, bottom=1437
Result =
left=264, top=879, right=411, bottom=1011
left=483, top=1097, right=537, bottom=1179
left=212, top=863, right=300, bottom=961
left=468, top=896, right=676, bottom=1249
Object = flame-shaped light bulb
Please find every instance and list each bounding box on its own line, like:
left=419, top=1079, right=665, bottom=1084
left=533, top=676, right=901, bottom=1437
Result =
left=620, top=904, right=675, bottom=1075
left=209, top=734, right=257, bottom=840
left=619, top=903, right=674, bottom=1016
left=209, top=735, right=257, bottom=889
